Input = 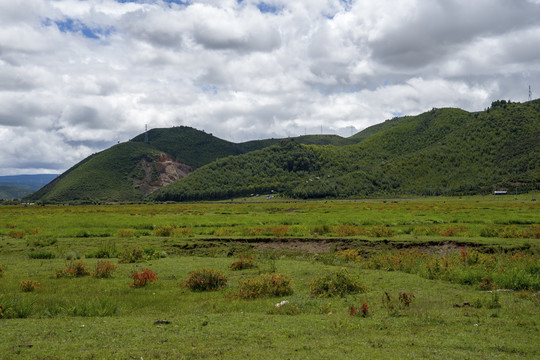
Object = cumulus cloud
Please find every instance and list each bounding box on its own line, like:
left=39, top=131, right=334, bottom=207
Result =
left=0, top=0, right=539, bottom=174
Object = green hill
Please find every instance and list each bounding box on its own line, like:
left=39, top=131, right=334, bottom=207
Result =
left=26, top=100, right=539, bottom=203
left=26, top=127, right=355, bottom=203
left=0, top=186, right=34, bottom=200
left=151, top=100, right=540, bottom=201
left=27, top=142, right=163, bottom=203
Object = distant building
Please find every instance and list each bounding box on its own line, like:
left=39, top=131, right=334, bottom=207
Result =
left=493, top=190, right=507, bottom=195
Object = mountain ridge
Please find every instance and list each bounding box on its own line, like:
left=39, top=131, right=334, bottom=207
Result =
left=25, top=99, right=540, bottom=203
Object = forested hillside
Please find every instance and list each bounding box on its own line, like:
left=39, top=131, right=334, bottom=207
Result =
left=151, top=100, right=540, bottom=201
left=26, top=127, right=356, bottom=203
left=26, top=100, right=539, bottom=203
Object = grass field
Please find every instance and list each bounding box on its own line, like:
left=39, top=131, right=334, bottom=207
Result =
left=0, top=196, right=539, bottom=359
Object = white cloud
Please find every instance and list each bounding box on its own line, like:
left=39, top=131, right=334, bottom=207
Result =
left=0, top=0, right=539, bottom=175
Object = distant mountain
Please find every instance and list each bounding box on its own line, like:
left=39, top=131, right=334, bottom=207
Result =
left=26, top=100, right=539, bottom=203
left=0, top=174, right=58, bottom=200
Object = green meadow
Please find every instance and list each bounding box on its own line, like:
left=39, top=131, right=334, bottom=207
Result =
left=0, top=196, right=538, bottom=359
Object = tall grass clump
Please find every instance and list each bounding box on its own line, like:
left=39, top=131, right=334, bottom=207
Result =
left=85, top=240, right=118, bottom=259
left=309, top=268, right=367, bottom=297
left=0, top=295, right=34, bottom=319
left=237, top=274, right=294, bottom=299
left=230, top=255, right=257, bottom=270
left=361, top=248, right=540, bottom=291
left=67, top=298, right=118, bottom=317
left=28, top=250, right=56, bottom=259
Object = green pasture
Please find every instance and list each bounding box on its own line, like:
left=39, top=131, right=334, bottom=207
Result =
left=0, top=197, right=539, bottom=359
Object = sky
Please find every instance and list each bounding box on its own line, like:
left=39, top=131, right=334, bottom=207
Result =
left=1, top=0, right=539, bottom=175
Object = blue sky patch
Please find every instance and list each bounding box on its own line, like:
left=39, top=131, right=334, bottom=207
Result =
left=257, top=2, right=282, bottom=14
left=340, top=0, right=353, bottom=12
left=201, top=84, right=218, bottom=95
left=47, top=18, right=114, bottom=40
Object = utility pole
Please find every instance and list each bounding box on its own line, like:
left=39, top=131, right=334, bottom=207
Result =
left=144, top=124, right=149, bottom=143
left=529, top=85, right=532, bottom=101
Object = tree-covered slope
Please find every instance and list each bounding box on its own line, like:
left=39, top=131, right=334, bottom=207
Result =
left=27, top=127, right=356, bottom=203
left=131, top=126, right=245, bottom=168
left=151, top=100, right=539, bottom=201
left=26, top=142, right=164, bottom=203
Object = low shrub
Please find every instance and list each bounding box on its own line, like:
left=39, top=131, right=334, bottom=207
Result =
left=143, top=247, right=167, bottom=259
left=309, top=269, right=367, bottom=298
left=479, top=276, right=497, bottom=290
left=129, top=268, right=158, bottom=288
left=74, top=230, right=110, bottom=238
left=117, top=229, right=135, bottom=237
left=55, top=260, right=90, bottom=278
left=213, top=227, right=236, bottom=236
left=8, top=230, right=27, bottom=239
left=28, top=236, right=57, bottom=247
left=85, top=240, right=118, bottom=259
left=65, top=251, right=81, bottom=260
left=268, top=225, right=289, bottom=237
left=336, top=249, right=362, bottom=262
left=28, top=250, right=56, bottom=259
left=119, top=246, right=146, bottom=263
left=20, top=280, right=41, bottom=292
left=153, top=225, right=177, bottom=237
left=237, top=273, right=294, bottom=299
left=310, top=224, right=332, bottom=236
left=184, top=269, right=228, bottom=291
left=93, top=260, right=118, bottom=278
left=230, top=255, right=257, bottom=271
left=333, top=225, right=366, bottom=237
left=368, top=225, right=395, bottom=238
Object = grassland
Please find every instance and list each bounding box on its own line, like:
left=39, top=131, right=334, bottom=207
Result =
left=0, top=196, right=539, bottom=359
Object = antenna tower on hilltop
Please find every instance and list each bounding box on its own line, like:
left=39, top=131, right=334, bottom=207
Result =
left=529, top=85, right=532, bottom=101
left=144, top=124, right=149, bottom=143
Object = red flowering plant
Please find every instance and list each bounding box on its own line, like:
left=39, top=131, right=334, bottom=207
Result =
left=184, top=269, right=227, bottom=291
left=20, top=279, right=42, bottom=292
left=129, top=268, right=157, bottom=288
left=398, top=292, right=415, bottom=307
left=55, top=260, right=90, bottom=278
left=93, top=260, right=118, bottom=278
left=349, top=302, right=370, bottom=317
